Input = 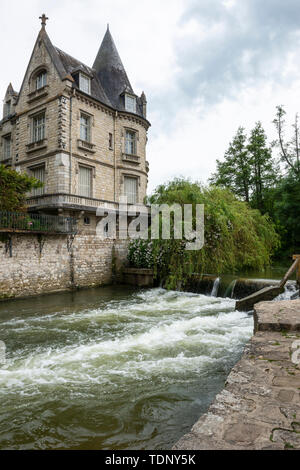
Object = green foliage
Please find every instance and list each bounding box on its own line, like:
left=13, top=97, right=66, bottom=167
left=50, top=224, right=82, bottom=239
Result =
left=210, top=123, right=278, bottom=212
left=128, top=239, right=154, bottom=268
left=273, top=106, right=300, bottom=181
left=0, top=164, right=43, bottom=211
left=272, top=175, right=300, bottom=256
left=210, top=127, right=251, bottom=202
left=129, top=179, right=279, bottom=289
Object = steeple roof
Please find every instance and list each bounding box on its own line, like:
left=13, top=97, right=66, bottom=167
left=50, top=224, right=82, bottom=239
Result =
left=93, top=27, right=136, bottom=111
left=15, top=17, right=148, bottom=121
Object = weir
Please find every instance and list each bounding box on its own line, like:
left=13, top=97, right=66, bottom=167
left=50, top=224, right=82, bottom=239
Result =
left=235, top=256, right=300, bottom=311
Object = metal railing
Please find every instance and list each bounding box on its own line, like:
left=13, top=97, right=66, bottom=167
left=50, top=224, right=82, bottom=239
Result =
left=0, top=210, right=77, bottom=234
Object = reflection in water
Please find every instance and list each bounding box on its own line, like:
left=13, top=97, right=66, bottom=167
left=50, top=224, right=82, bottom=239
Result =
left=0, top=286, right=253, bottom=449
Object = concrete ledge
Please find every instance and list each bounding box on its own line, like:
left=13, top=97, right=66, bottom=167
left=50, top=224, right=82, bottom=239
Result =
left=122, top=268, right=154, bottom=287
left=254, top=299, right=300, bottom=332
left=173, top=299, right=300, bottom=450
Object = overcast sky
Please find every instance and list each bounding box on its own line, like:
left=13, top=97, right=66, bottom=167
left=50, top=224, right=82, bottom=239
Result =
left=1, top=0, right=300, bottom=193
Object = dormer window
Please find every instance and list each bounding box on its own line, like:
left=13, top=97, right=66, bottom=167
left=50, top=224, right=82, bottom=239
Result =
left=79, top=74, right=91, bottom=95
left=5, top=100, right=11, bottom=117
left=125, top=94, right=136, bottom=113
left=36, top=71, right=47, bottom=90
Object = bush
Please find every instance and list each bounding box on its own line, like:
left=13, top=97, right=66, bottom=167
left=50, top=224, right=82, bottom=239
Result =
left=128, top=178, right=280, bottom=289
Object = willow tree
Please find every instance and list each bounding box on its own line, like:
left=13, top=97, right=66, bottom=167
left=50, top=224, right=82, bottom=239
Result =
left=129, top=179, right=280, bottom=289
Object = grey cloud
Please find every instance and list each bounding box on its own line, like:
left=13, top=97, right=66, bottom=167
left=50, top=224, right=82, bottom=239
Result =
left=176, top=0, right=300, bottom=104
left=151, top=0, right=300, bottom=132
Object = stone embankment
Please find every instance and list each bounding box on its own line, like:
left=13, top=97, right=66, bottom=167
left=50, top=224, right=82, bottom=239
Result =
left=174, top=299, right=300, bottom=450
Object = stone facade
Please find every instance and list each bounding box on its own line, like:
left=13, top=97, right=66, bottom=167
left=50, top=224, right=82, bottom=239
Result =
left=0, top=17, right=150, bottom=213
left=0, top=16, right=151, bottom=298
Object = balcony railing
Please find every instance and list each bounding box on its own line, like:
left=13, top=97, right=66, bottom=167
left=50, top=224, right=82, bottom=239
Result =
left=77, top=139, right=96, bottom=153
left=26, top=193, right=120, bottom=211
left=25, top=193, right=150, bottom=214
left=122, top=153, right=140, bottom=164
left=0, top=210, right=77, bottom=234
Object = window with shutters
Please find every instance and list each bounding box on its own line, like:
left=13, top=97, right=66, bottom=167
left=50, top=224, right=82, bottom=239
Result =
left=124, top=176, right=137, bottom=204
left=125, top=130, right=137, bottom=155
left=32, top=113, right=45, bottom=143
left=80, top=113, right=91, bottom=142
left=79, top=166, right=92, bottom=198
left=31, top=165, right=45, bottom=196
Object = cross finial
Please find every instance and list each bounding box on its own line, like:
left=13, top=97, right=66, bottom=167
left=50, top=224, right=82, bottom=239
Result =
left=39, top=13, right=49, bottom=29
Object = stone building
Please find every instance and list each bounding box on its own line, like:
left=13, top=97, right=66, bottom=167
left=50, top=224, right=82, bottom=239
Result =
left=0, top=15, right=151, bottom=299
left=0, top=14, right=150, bottom=224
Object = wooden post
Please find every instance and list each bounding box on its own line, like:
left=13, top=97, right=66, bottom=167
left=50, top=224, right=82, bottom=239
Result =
left=292, top=255, right=300, bottom=287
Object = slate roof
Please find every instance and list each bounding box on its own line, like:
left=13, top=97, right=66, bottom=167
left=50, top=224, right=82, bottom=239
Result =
left=93, top=27, right=144, bottom=118
left=54, top=28, right=145, bottom=117
left=55, top=47, right=112, bottom=107
left=9, top=25, right=147, bottom=121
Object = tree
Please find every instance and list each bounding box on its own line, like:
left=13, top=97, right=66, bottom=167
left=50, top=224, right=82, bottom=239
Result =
left=273, top=106, right=300, bottom=181
left=210, top=127, right=251, bottom=202
left=247, top=122, right=278, bottom=212
left=0, top=164, right=42, bottom=211
left=131, top=178, right=280, bottom=289
left=272, top=176, right=300, bottom=256
left=210, top=123, right=279, bottom=212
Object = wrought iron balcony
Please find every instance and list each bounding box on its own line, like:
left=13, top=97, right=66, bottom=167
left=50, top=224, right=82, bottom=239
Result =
left=0, top=210, right=77, bottom=234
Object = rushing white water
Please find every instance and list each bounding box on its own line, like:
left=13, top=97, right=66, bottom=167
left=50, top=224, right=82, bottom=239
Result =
left=0, top=287, right=253, bottom=450
left=211, top=277, right=221, bottom=297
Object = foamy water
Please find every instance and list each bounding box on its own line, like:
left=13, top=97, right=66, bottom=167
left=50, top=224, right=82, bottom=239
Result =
left=0, top=286, right=253, bottom=449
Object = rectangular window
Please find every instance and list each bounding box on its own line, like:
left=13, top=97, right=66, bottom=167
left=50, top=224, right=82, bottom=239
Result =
left=125, top=130, right=137, bottom=155
left=79, top=74, right=91, bottom=95
left=124, top=176, right=137, bottom=204
left=31, top=165, right=45, bottom=196
left=109, top=133, right=113, bottom=149
left=5, top=101, right=11, bottom=116
left=3, top=135, right=11, bottom=160
left=32, top=113, right=45, bottom=143
left=125, top=95, right=136, bottom=113
left=80, top=114, right=91, bottom=142
left=79, top=166, right=92, bottom=198
left=36, top=72, right=47, bottom=90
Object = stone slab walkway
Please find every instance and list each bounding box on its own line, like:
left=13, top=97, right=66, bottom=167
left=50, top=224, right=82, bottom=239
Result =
left=173, top=299, right=300, bottom=450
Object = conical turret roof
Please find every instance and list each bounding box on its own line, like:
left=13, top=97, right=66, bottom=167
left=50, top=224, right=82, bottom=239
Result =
left=93, top=27, right=135, bottom=110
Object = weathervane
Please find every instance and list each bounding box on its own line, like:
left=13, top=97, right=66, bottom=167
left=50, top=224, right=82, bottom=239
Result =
left=39, top=13, right=49, bottom=29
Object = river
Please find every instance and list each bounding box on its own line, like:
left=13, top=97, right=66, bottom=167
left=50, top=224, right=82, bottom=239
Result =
left=2, top=276, right=296, bottom=450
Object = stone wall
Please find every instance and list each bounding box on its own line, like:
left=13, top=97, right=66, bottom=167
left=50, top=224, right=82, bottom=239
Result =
left=0, top=232, right=128, bottom=300
left=174, top=299, right=300, bottom=450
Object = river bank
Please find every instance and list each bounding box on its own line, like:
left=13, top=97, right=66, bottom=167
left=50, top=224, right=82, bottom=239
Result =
left=174, top=299, right=300, bottom=450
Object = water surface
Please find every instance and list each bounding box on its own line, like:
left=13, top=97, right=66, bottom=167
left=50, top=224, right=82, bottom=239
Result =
left=0, top=286, right=253, bottom=450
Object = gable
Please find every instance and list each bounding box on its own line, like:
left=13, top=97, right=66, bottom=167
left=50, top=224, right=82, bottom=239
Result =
left=16, top=30, right=66, bottom=112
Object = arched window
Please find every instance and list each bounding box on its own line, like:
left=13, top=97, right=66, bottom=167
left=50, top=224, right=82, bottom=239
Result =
left=36, top=70, right=47, bottom=90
